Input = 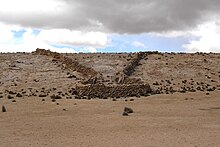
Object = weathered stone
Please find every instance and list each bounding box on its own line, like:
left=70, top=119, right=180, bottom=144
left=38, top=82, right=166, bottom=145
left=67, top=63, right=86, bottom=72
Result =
left=16, top=93, right=23, bottom=97
left=51, top=94, right=62, bottom=99
left=122, top=112, right=128, bottom=116
left=2, top=105, right=6, bottom=112
left=7, top=95, right=14, bottom=99
left=39, top=94, right=47, bottom=97
left=124, top=107, right=133, bottom=113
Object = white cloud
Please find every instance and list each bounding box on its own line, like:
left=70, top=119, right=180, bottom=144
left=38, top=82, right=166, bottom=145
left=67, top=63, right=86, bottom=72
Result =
left=0, top=23, right=107, bottom=53
left=132, top=41, right=146, bottom=48
left=0, top=23, right=14, bottom=43
left=80, top=47, right=97, bottom=53
left=183, top=21, right=220, bottom=53
left=0, top=38, right=77, bottom=53
left=37, top=29, right=108, bottom=47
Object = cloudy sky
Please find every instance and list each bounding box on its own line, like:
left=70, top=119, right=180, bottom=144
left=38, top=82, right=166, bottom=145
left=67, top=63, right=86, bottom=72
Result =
left=0, top=0, right=220, bottom=53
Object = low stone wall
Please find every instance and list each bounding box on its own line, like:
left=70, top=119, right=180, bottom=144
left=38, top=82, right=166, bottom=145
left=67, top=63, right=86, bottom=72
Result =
left=123, top=52, right=145, bottom=76
left=76, top=83, right=152, bottom=98
left=34, top=48, right=98, bottom=77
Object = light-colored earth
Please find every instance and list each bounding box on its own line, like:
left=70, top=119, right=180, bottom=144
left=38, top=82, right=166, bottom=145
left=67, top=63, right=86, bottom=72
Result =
left=0, top=51, right=220, bottom=147
left=1, top=92, right=220, bottom=147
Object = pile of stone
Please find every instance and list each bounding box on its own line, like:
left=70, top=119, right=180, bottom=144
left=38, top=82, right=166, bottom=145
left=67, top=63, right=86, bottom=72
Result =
left=75, top=83, right=151, bottom=99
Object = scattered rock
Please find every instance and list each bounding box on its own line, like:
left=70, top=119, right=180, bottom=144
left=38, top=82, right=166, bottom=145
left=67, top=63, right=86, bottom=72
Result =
left=50, top=94, right=62, bottom=99
left=122, top=111, right=129, bottom=116
left=124, top=107, right=133, bottom=113
left=2, top=105, right=6, bottom=112
left=33, top=79, right=39, bottom=82
left=12, top=100, right=16, bottom=102
left=7, top=95, right=14, bottom=99
left=9, top=91, right=16, bottom=95
left=16, top=93, right=23, bottom=97
left=39, top=94, right=47, bottom=97
left=68, top=75, right=76, bottom=78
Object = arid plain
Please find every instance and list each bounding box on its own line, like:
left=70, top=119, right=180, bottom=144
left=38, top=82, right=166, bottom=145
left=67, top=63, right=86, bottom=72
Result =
left=0, top=49, right=220, bottom=147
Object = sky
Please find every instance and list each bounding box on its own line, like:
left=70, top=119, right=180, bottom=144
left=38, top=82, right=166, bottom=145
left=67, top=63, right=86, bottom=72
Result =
left=0, top=0, right=220, bottom=53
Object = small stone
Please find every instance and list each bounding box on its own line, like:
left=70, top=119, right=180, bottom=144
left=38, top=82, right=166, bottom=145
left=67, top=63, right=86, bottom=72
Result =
left=9, top=91, right=16, bottom=95
left=50, top=94, right=62, bottom=99
left=52, top=99, right=56, bottom=102
left=16, top=93, right=23, bottom=97
left=12, top=100, right=16, bottom=102
left=39, top=94, right=47, bottom=97
left=42, top=99, right=45, bottom=101
left=124, top=107, right=133, bottom=113
left=68, top=75, right=76, bottom=78
left=7, top=95, right=14, bottom=99
left=2, top=105, right=6, bottom=112
left=122, top=112, right=128, bottom=116
left=33, top=79, right=39, bottom=82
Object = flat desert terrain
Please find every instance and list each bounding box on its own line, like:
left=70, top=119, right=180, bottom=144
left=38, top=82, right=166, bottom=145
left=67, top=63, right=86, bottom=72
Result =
left=0, top=49, right=220, bottom=147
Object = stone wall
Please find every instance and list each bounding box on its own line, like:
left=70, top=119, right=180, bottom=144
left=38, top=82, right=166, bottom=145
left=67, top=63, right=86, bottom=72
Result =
left=76, top=83, right=152, bottom=98
left=34, top=48, right=97, bottom=77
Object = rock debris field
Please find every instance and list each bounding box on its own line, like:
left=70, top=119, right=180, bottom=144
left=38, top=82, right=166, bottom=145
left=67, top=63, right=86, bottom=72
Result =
left=0, top=49, right=220, bottom=147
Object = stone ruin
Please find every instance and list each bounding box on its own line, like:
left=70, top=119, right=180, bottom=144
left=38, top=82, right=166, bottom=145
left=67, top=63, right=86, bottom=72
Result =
left=123, top=52, right=145, bottom=76
left=114, top=51, right=161, bottom=84
left=34, top=48, right=98, bottom=78
left=34, top=48, right=153, bottom=98
left=75, top=83, right=151, bottom=99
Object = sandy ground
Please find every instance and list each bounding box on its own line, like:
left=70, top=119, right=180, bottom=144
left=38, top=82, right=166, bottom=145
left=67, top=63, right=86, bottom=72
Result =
left=1, top=91, right=220, bottom=147
left=1, top=51, right=220, bottom=146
